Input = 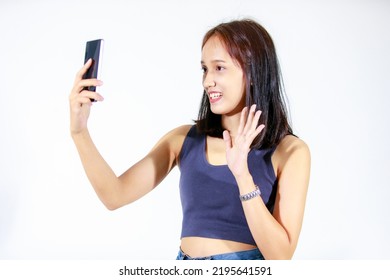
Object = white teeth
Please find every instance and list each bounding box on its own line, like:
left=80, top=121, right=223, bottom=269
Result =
left=210, top=92, right=222, bottom=99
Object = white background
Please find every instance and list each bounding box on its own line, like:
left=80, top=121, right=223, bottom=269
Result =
left=0, top=0, right=389, bottom=260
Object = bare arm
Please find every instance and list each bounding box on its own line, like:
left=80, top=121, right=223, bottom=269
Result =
left=236, top=136, right=310, bottom=259
left=71, top=125, right=190, bottom=210
left=106, top=125, right=191, bottom=209
left=69, top=60, right=190, bottom=210
left=223, top=105, right=311, bottom=259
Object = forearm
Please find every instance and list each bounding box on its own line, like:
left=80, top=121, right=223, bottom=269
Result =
left=236, top=174, right=294, bottom=259
left=72, top=130, right=121, bottom=210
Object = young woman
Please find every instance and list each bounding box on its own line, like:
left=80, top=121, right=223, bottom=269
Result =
left=69, top=19, right=311, bottom=260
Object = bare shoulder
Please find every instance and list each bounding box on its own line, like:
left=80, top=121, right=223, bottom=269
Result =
left=167, top=124, right=193, bottom=163
left=151, top=124, right=193, bottom=158
left=272, top=135, right=311, bottom=176
left=171, top=124, right=193, bottom=135
left=275, top=135, right=310, bottom=156
left=163, top=124, right=193, bottom=142
left=154, top=124, right=192, bottom=142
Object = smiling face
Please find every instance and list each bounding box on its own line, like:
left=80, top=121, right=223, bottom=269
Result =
left=201, top=35, right=246, bottom=116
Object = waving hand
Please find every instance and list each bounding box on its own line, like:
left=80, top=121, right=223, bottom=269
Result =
left=223, top=104, right=265, bottom=178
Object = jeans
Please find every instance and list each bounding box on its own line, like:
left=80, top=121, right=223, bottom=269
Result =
left=176, top=248, right=264, bottom=260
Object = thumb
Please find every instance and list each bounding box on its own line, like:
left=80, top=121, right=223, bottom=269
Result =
left=223, top=130, right=232, bottom=150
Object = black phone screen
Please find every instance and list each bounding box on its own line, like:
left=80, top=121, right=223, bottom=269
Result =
left=82, top=39, right=103, bottom=92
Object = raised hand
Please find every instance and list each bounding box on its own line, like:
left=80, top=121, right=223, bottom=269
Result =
left=69, top=59, right=104, bottom=135
left=223, top=104, right=265, bottom=178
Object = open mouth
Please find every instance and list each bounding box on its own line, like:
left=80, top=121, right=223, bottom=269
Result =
left=209, top=92, right=222, bottom=100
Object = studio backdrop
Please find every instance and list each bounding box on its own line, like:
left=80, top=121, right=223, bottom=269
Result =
left=0, top=0, right=389, bottom=259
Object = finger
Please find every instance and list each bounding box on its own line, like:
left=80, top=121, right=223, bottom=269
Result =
left=74, top=58, right=93, bottom=84
left=253, top=124, right=265, bottom=139
left=243, top=104, right=257, bottom=135
left=79, top=90, right=104, bottom=102
left=222, top=130, right=232, bottom=150
left=245, top=124, right=265, bottom=148
left=76, top=79, right=103, bottom=92
left=70, top=96, right=93, bottom=111
left=250, top=109, right=262, bottom=132
left=256, top=124, right=265, bottom=134
left=70, top=79, right=103, bottom=98
left=77, top=96, right=95, bottom=106
left=78, top=78, right=103, bottom=88
left=70, top=89, right=103, bottom=104
left=237, top=107, right=248, bottom=136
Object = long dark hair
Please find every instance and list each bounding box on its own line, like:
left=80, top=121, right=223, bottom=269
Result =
left=196, top=19, right=293, bottom=149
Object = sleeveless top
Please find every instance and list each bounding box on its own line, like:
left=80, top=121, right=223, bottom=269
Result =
left=179, top=125, right=278, bottom=245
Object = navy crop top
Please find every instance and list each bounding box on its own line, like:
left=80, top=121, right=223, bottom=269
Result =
left=179, top=125, right=278, bottom=246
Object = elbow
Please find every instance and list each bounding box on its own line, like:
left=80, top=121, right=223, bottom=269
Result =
left=102, top=198, right=129, bottom=211
left=97, top=183, right=126, bottom=211
left=104, top=202, right=120, bottom=211
left=274, top=252, right=294, bottom=260
left=95, top=180, right=138, bottom=211
left=264, top=251, right=294, bottom=260
left=261, top=242, right=297, bottom=260
left=276, top=244, right=297, bottom=260
left=100, top=196, right=125, bottom=211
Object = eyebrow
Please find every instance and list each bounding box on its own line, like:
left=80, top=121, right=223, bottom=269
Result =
left=200, top=59, right=227, bottom=64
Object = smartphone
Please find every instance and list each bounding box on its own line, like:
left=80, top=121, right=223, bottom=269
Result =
left=82, top=39, right=104, bottom=99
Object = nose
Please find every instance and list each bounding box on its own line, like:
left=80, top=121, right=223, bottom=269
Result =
left=203, top=72, right=216, bottom=89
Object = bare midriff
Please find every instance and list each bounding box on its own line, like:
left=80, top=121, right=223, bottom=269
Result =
left=180, top=237, right=257, bottom=258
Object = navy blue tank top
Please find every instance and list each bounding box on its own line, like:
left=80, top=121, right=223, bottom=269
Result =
left=179, top=125, right=278, bottom=245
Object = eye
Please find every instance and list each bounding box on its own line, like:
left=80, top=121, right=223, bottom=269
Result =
left=201, top=66, right=207, bottom=74
left=216, top=65, right=225, bottom=71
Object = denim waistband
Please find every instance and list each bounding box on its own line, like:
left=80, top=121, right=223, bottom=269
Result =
left=176, top=247, right=264, bottom=260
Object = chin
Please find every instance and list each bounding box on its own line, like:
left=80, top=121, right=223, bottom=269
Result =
left=210, top=103, right=243, bottom=116
left=209, top=104, right=225, bottom=115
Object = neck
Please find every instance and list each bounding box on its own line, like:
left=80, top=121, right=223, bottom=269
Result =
left=221, top=112, right=241, bottom=136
